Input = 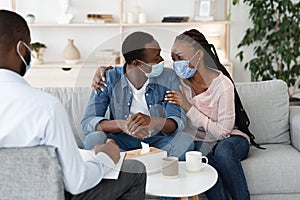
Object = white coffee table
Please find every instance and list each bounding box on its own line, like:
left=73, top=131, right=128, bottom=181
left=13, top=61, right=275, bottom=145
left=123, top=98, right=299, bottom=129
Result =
left=146, top=162, right=218, bottom=200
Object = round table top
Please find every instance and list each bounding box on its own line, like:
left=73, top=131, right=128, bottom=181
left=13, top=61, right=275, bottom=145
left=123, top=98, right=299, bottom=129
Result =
left=146, top=162, right=218, bottom=198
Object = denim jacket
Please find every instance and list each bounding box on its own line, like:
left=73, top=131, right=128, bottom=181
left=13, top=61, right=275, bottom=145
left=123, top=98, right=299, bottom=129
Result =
left=81, top=64, right=186, bottom=135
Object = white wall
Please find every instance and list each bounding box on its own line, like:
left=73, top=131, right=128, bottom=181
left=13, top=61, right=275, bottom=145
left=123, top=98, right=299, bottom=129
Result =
left=230, top=1, right=252, bottom=82
left=0, top=0, right=252, bottom=82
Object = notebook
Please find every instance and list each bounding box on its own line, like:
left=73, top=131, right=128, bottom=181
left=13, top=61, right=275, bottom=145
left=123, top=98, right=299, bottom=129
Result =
left=79, top=149, right=126, bottom=179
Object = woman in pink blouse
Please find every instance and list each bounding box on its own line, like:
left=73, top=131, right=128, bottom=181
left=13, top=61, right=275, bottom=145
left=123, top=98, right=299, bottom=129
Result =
left=164, top=29, right=252, bottom=200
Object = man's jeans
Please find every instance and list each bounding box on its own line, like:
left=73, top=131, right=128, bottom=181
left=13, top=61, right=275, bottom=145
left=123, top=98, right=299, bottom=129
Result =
left=84, top=131, right=194, bottom=161
left=84, top=131, right=107, bottom=150
left=196, top=135, right=250, bottom=200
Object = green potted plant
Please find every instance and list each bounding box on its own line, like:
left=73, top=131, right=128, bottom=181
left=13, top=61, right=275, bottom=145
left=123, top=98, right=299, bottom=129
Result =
left=30, top=42, right=47, bottom=64
left=233, top=0, right=300, bottom=102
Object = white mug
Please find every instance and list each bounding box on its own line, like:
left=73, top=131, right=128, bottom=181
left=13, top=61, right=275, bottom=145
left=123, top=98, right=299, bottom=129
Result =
left=185, top=151, right=208, bottom=172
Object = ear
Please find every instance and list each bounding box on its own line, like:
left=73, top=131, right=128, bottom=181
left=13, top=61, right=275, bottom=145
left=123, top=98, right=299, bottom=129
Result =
left=131, top=60, right=140, bottom=67
left=17, top=42, right=27, bottom=57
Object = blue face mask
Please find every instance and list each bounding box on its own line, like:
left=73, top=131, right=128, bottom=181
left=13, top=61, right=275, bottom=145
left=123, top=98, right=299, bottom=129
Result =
left=173, top=61, right=197, bottom=79
left=16, top=41, right=32, bottom=72
left=138, top=60, right=165, bottom=78
left=173, top=51, right=199, bottom=79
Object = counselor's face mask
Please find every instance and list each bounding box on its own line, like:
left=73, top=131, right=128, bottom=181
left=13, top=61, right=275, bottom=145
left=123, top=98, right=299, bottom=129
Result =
left=138, top=60, right=165, bottom=78
left=173, top=50, right=199, bottom=79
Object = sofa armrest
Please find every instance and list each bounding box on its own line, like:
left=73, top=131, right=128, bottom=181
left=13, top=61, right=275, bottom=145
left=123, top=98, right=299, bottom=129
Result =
left=290, top=106, right=300, bottom=151
left=0, top=146, right=64, bottom=200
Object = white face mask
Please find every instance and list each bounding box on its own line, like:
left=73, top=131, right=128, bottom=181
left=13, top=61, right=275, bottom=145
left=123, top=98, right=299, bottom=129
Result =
left=16, top=41, right=32, bottom=73
left=137, top=60, right=165, bottom=78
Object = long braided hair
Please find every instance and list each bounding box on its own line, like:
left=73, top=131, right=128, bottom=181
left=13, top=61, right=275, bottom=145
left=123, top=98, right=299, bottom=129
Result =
left=175, top=29, right=263, bottom=149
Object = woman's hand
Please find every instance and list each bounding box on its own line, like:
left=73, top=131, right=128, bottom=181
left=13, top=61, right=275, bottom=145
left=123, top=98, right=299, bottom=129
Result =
left=165, top=85, right=192, bottom=111
left=92, top=66, right=113, bottom=94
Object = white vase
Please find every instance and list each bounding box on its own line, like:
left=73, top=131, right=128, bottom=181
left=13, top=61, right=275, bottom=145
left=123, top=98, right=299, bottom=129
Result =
left=63, top=39, right=80, bottom=64
left=56, top=0, right=73, bottom=24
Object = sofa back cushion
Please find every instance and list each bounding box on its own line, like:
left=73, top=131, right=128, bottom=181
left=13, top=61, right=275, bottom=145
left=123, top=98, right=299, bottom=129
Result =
left=0, top=146, right=64, bottom=200
left=41, top=87, right=91, bottom=148
left=235, top=80, right=290, bottom=145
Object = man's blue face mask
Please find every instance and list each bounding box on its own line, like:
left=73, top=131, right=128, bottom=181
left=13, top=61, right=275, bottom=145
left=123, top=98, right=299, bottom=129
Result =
left=173, top=50, right=199, bottom=79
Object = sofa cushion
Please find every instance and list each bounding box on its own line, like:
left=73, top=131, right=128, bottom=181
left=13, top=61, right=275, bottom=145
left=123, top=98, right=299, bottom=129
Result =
left=236, top=80, right=290, bottom=145
left=242, top=144, right=300, bottom=195
left=0, top=146, right=64, bottom=200
left=40, top=87, right=91, bottom=148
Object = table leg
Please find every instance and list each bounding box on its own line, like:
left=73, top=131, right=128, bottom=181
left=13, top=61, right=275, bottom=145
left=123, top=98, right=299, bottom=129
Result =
left=181, top=196, right=198, bottom=200
left=192, top=195, right=199, bottom=200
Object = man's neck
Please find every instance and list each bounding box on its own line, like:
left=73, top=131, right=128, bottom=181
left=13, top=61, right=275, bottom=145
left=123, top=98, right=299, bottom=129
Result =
left=125, top=64, right=148, bottom=90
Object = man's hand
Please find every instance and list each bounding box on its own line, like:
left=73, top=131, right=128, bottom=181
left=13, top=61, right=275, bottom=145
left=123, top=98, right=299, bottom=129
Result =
left=127, top=112, right=151, bottom=129
left=93, top=141, right=120, bottom=164
left=126, top=113, right=152, bottom=140
left=91, top=66, right=113, bottom=94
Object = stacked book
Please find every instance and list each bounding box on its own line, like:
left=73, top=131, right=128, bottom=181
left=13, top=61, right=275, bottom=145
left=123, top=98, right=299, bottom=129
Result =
left=162, top=16, right=189, bottom=23
left=95, top=49, right=120, bottom=65
left=84, top=14, right=113, bottom=24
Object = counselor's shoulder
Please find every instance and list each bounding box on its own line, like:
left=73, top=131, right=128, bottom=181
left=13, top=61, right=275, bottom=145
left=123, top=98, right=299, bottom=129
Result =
left=21, top=85, right=61, bottom=107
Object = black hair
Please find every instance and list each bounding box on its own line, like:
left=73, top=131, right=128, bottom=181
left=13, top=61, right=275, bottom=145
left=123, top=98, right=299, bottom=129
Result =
left=175, top=29, right=219, bottom=70
left=175, top=29, right=263, bottom=149
left=122, top=31, right=154, bottom=64
left=0, top=10, right=30, bottom=52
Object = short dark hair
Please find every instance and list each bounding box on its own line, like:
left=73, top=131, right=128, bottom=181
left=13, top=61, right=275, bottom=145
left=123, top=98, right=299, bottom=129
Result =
left=121, top=31, right=154, bottom=64
left=0, top=10, right=30, bottom=52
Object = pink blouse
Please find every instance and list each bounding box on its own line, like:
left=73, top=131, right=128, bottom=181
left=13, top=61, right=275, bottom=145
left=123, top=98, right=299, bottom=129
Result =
left=182, top=71, right=250, bottom=143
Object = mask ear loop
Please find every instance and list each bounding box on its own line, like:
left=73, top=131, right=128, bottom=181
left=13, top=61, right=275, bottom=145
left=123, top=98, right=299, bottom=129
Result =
left=136, top=59, right=151, bottom=74
left=190, top=49, right=201, bottom=68
left=16, top=41, right=28, bottom=66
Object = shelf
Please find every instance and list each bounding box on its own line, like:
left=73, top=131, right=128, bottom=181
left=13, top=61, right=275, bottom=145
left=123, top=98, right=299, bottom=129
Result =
left=28, top=21, right=230, bottom=28
left=29, top=23, right=121, bottom=28
left=31, top=62, right=99, bottom=69
left=121, top=21, right=230, bottom=27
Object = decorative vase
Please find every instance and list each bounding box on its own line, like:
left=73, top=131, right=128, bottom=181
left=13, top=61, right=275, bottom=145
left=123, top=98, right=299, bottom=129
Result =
left=56, top=0, right=73, bottom=24
left=25, top=14, right=35, bottom=24
left=63, top=39, right=80, bottom=64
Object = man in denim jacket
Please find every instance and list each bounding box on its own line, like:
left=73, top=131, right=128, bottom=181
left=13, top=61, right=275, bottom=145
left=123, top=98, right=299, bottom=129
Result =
left=81, top=32, right=194, bottom=160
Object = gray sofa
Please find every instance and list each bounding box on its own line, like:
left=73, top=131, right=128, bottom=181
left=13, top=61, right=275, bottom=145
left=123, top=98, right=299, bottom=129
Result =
left=1, top=80, right=300, bottom=200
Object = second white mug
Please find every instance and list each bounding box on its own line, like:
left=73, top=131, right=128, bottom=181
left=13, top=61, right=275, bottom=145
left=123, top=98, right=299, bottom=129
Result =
left=185, top=151, right=208, bottom=172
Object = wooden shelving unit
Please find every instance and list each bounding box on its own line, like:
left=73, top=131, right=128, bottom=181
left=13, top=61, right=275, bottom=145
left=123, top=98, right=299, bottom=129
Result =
left=10, top=0, right=232, bottom=87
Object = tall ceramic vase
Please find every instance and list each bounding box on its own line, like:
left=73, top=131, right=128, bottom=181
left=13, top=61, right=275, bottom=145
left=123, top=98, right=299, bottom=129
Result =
left=63, top=39, right=80, bottom=64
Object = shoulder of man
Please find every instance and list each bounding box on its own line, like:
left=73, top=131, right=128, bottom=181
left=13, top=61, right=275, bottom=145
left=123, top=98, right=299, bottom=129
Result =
left=104, top=66, right=123, bottom=85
